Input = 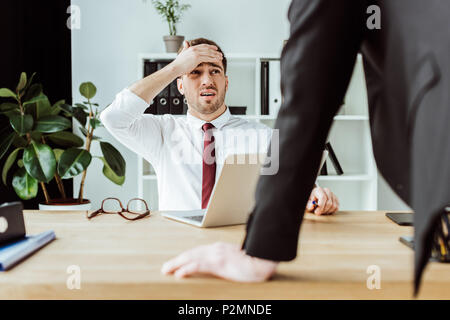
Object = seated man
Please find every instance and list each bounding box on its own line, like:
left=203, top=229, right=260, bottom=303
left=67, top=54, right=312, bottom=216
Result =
left=100, top=38, right=339, bottom=214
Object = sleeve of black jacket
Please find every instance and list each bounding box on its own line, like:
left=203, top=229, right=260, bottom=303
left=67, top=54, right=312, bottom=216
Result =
left=242, top=0, right=367, bottom=261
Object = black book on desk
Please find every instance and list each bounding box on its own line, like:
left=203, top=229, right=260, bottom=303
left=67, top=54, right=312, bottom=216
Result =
left=0, top=202, right=55, bottom=271
left=325, top=142, right=344, bottom=175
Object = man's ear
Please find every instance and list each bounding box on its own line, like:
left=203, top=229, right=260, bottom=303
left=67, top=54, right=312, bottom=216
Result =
left=225, top=75, right=229, bottom=92
left=177, top=77, right=184, bottom=95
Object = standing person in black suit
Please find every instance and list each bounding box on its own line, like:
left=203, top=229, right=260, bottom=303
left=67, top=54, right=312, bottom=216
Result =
left=162, top=0, right=450, bottom=294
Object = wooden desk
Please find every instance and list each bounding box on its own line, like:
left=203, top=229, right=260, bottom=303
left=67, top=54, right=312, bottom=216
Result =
left=0, top=210, right=449, bottom=299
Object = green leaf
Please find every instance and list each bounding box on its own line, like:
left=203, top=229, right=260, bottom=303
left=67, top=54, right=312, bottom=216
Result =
left=49, top=99, right=66, bottom=116
left=23, top=94, right=48, bottom=107
left=2, top=147, right=22, bottom=185
left=89, top=117, right=101, bottom=129
left=16, top=72, right=27, bottom=92
left=0, top=103, right=19, bottom=113
left=100, top=141, right=125, bottom=177
left=23, top=72, right=37, bottom=94
left=75, top=103, right=89, bottom=111
left=47, top=131, right=84, bottom=147
left=12, top=134, right=28, bottom=148
left=23, top=142, right=56, bottom=182
left=53, top=148, right=64, bottom=163
left=9, top=114, right=34, bottom=135
left=30, top=131, right=43, bottom=142
left=17, top=159, right=24, bottom=168
left=79, top=126, right=101, bottom=140
left=59, top=103, right=74, bottom=115
left=34, top=115, right=71, bottom=133
left=25, top=95, right=52, bottom=120
left=22, top=83, right=42, bottom=102
left=57, top=148, right=92, bottom=179
left=2, top=109, right=20, bottom=119
left=0, top=88, right=17, bottom=99
left=79, top=82, right=97, bottom=99
left=73, top=107, right=88, bottom=126
left=98, top=157, right=125, bottom=185
left=12, top=167, right=38, bottom=200
left=0, top=132, right=15, bottom=161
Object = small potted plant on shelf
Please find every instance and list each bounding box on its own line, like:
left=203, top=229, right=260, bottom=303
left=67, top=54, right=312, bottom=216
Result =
left=0, top=72, right=126, bottom=210
left=148, top=0, right=191, bottom=52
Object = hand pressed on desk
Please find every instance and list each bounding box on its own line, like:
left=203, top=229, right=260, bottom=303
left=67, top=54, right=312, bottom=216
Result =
left=161, top=242, right=278, bottom=282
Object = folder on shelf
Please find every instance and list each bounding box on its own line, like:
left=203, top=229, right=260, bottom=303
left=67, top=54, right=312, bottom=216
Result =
left=268, top=60, right=282, bottom=117
left=143, top=60, right=158, bottom=114
left=169, top=80, right=184, bottom=114
left=156, top=62, right=171, bottom=115
left=260, top=60, right=269, bottom=115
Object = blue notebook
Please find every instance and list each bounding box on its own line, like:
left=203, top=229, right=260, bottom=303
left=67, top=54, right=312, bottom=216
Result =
left=0, top=230, right=55, bottom=271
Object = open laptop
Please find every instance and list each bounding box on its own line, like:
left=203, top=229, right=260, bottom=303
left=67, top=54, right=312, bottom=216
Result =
left=161, top=151, right=328, bottom=228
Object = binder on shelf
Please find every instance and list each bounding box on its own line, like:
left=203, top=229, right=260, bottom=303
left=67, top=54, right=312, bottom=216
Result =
left=143, top=60, right=158, bottom=114
left=268, top=60, right=282, bottom=117
left=260, top=60, right=269, bottom=115
left=156, top=62, right=171, bottom=115
left=169, top=80, right=184, bottom=114
left=325, top=142, right=344, bottom=175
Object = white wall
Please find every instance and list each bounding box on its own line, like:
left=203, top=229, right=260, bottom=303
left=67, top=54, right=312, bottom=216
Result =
left=71, top=0, right=409, bottom=211
left=71, top=0, right=291, bottom=209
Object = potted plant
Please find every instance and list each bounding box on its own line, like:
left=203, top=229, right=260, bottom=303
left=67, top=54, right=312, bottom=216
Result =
left=148, top=0, right=191, bottom=52
left=0, top=72, right=126, bottom=210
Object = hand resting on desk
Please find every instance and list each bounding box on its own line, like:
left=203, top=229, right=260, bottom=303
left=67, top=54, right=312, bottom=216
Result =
left=161, top=242, right=278, bottom=282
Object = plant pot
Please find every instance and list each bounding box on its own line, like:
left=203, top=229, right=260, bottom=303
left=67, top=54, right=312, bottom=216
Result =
left=39, top=198, right=92, bottom=211
left=163, top=35, right=184, bottom=53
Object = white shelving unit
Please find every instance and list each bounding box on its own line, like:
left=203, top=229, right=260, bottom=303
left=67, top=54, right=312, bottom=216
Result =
left=136, top=53, right=377, bottom=211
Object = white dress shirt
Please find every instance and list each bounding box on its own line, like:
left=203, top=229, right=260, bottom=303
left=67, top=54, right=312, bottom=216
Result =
left=100, top=88, right=272, bottom=210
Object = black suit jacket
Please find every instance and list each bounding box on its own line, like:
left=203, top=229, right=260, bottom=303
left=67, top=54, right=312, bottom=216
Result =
left=242, top=0, right=449, bottom=294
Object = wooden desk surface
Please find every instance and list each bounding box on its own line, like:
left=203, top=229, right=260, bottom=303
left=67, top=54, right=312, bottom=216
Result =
left=0, top=210, right=449, bottom=300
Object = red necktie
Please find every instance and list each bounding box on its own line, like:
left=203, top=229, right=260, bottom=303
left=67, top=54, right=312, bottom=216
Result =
left=202, top=123, right=216, bottom=209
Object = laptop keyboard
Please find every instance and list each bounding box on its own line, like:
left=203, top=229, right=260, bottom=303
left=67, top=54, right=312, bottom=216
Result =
left=185, top=215, right=204, bottom=222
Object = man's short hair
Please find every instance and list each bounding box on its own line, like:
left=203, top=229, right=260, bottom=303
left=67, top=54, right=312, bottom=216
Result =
left=177, top=38, right=227, bottom=74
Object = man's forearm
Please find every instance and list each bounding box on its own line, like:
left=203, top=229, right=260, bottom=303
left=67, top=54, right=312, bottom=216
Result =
left=129, top=62, right=182, bottom=104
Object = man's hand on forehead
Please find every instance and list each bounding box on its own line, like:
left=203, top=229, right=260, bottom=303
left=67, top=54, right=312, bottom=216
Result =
left=173, top=41, right=223, bottom=76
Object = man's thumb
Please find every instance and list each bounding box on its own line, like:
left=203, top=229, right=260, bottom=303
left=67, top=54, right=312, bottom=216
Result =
left=183, top=40, right=189, bottom=49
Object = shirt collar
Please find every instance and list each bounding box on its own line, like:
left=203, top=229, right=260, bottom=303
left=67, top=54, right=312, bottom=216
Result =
left=186, top=106, right=232, bottom=131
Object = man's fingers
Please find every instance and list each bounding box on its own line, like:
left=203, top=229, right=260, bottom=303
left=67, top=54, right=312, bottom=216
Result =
left=322, top=188, right=334, bottom=213
left=174, top=262, right=201, bottom=279
left=314, top=188, right=327, bottom=214
left=161, top=252, right=192, bottom=274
